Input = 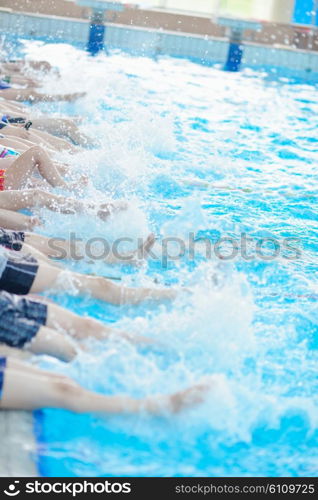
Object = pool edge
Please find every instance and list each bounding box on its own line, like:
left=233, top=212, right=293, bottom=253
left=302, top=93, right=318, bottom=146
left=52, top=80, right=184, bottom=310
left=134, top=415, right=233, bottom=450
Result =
left=0, top=411, right=39, bottom=477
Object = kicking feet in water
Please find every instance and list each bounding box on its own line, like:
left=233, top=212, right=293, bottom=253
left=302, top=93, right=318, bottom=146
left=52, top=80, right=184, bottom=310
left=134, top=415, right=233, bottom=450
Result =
left=0, top=357, right=220, bottom=415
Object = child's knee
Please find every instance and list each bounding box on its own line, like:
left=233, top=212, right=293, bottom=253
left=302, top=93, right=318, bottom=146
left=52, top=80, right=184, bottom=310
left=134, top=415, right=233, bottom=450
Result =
left=62, top=342, right=77, bottom=362
left=28, top=145, right=41, bottom=154
left=79, top=317, right=96, bottom=336
left=53, top=377, right=82, bottom=411
left=28, top=145, right=46, bottom=160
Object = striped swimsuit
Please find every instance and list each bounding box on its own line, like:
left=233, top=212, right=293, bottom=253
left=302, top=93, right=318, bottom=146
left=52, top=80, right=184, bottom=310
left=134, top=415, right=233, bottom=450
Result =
left=0, top=356, right=6, bottom=400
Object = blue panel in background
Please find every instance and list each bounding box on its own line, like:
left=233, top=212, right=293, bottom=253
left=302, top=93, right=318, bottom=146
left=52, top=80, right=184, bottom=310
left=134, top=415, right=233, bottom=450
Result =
left=224, top=42, right=243, bottom=72
left=293, top=0, right=318, bottom=25
left=88, top=23, right=105, bottom=55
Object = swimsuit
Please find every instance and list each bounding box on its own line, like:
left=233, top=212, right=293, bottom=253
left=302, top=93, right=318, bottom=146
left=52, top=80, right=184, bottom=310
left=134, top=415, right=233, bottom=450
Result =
left=0, top=291, right=47, bottom=349
left=0, top=115, right=26, bottom=130
left=0, top=252, right=39, bottom=295
left=0, top=228, right=25, bottom=251
left=0, top=356, right=6, bottom=401
left=0, top=146, right=20, bottom=191
left=0, top=80, right=11, bottom=90
left=0, top=169, right=4, bottom=191
left=0, top=146, right=20, bottom=159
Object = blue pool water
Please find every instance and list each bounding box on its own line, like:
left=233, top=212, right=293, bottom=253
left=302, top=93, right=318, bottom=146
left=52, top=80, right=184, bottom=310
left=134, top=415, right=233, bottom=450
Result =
left=6, top=39, right=318, bottom=477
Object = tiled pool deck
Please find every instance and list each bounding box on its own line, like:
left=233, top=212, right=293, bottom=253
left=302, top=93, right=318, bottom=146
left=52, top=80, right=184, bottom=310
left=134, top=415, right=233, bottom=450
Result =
left=0, top=412, right=38, bottom=476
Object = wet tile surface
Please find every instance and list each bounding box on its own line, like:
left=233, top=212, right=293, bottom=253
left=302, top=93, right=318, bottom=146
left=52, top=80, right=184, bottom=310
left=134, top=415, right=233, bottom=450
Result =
left=0, top=412, right=38, bottom=477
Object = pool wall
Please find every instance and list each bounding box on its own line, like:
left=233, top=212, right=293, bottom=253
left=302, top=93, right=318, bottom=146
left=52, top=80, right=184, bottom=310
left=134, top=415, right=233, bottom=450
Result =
left=2, top=0, right=318, bottom=50
left=1, top=8, right=318, bottom=78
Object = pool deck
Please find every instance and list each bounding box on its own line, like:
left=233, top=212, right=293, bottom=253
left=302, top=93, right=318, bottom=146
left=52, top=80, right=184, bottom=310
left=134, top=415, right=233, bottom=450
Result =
left=0, top=411, right=38, bottom=477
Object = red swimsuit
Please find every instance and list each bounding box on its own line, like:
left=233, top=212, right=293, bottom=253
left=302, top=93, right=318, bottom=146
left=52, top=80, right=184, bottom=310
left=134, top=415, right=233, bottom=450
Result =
left=0, top=170, right=4, bottom=191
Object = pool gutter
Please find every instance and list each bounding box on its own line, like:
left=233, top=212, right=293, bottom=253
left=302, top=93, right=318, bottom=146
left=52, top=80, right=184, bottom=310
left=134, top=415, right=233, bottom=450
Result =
left=0, top=411, right=38, bottom=477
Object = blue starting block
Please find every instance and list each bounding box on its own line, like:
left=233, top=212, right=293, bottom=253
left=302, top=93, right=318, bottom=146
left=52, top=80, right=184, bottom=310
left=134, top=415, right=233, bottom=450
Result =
left=218, top=17, right=262, bottom=72
left=75, top=0, right=124, bottom=55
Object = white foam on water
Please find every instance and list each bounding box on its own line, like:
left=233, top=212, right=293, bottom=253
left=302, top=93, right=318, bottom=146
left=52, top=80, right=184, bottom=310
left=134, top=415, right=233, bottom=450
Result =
left=22, top=40, right=318, bottom=476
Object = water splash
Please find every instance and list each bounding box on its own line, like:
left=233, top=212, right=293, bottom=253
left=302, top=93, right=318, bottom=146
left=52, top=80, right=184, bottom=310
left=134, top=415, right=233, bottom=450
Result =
left=18, top=40, right=318, bottom=477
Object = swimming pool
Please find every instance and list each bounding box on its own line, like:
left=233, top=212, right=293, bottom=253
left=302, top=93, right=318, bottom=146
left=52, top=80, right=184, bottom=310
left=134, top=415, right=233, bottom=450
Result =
left=5, top=38, right=318, bottom=477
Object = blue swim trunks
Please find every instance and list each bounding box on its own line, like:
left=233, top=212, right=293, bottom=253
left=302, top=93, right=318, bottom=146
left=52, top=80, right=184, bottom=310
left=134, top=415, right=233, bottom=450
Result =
left=0, top=228, right=25, bottom=251
left=0, top=291, right=47, bottom=348
left=0, top=356, right=6, bottom=400
left=0, top=81, right=11, bottom=90
left=0, top=254, right=39, bottom=295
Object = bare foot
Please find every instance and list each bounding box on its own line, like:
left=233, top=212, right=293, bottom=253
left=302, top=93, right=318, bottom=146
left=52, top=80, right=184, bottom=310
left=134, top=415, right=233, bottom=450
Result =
left=65, top=144, right=80, bottom=154
left=29, top=216, right=43, bottom=228
left=128, top=233, right=156, bottom=266
left=146, top=376, right=217, bottom=415
left=97, top=201, right=129, bottom=221
left=78, top=174, right=89, bottom=187
left=66, top=176, right=89, bottom=192
left=168, top=380, right=211, bottom=413
left=114, top=331, right=155, bottom=346
left=67, top=92, right=86, bottom=101
left=149, top=288, right=178, bottom=302
left=139, top=233, right=156, bottom=256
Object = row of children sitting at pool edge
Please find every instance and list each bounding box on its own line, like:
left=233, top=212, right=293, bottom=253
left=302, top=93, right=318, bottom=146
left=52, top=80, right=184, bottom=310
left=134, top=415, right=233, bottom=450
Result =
left=0, top=56, right=215, bottom=416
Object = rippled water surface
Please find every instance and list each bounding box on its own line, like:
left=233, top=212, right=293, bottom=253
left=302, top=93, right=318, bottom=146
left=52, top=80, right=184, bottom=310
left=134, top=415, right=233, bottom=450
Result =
left=10, top=40, right=318, bottom=477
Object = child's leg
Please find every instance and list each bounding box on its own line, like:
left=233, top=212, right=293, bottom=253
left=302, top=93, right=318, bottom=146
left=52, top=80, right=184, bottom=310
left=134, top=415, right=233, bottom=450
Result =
left=0, top=189, right=85, bottom=214
left=0, top=344, right=31, bottom=360
left=0, top=88, right=85, bottom=102
left=46, top=302, right=152, bottom=345
left=28, top=325, right=77, bottom=361
left=0, top=358, right=86, bottom=411
left=24, top=233, right=74, bottom=260
left=31, top=261, right=176, bottom=305
left=24, top=232, right=155, bottom=266
left=0, top=357, right=211, bottom=414
left=31, top=118, right=96, bottom=147
left=4, top=129, right=57, bottom=153
left=5, top=146, right=69, bottom=189
left=0, top=101, right=27, bottom=114
left=0, top=208, right=40, bottom=231
left=0, top=290, right=79, bottom=361
left=46, top=302, right=114, bottom=340
left=27, top=128, right=78, bottom=153
left=21, top=243, right=62, bottom=266
left=0, top=137, right=29, bottom=153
